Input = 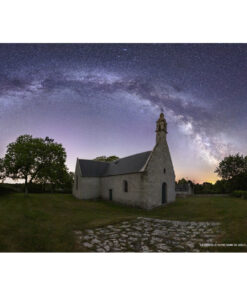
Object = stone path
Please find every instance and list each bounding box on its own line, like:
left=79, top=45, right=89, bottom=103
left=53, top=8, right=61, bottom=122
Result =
left=74, top=217, right=221, bottom=252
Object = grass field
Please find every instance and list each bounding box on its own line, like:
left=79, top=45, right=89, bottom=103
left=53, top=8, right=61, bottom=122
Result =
left=0, top=193, right=246, bottom=252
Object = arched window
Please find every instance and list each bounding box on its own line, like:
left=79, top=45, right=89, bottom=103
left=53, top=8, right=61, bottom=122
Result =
left=123, top=180, right=128, bottom=193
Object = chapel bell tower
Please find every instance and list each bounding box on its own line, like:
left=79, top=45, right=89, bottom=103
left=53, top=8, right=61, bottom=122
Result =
left=156, top=113, right=167, bottom=144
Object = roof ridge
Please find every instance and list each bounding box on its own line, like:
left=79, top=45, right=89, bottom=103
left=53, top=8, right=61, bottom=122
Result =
left=116, top=150, right=152, bottom=162
left=79, top=151, right=151, bottom=163
left=79, top=159, right=110, bottom=164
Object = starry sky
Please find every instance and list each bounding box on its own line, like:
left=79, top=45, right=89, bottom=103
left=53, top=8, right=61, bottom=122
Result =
left=0, top=43, right=246, bottom=183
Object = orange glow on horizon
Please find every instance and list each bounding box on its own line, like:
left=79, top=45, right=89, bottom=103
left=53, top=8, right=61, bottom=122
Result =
left=175, top=172, right=220, bottom=184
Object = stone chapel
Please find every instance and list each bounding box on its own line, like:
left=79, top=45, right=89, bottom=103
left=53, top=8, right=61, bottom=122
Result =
left=73, top=113, right=176, bottom=209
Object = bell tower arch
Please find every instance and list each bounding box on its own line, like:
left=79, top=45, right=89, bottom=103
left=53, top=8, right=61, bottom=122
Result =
left=156, top=113, right=167, bottom=144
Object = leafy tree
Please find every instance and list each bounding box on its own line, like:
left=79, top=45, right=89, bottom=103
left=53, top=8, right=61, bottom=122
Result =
left=177, top=178, right=188, bottom=185
left=60, top=171, right=74, bottom=192
left=93, top=155, right=119, bottom=162
left=0, top=158, right=6, bottom=183
left=228, top=173, right=247, bottom=192
left=4, top=135, right=67, bottom=195
left=214, top=180, right=228, bottom=193
left=202, top=182, right=214, bottom=193
left=93, top=156, right=107, bottom=162
left=215, top=154, right=247, bottom=180
left=35, top=166, right=73, bottom=193
left=214, top=154, right=247, bottom=192
left=193, top=182, right=215, bottom=194
left=33, top=137, right=67, bottom=192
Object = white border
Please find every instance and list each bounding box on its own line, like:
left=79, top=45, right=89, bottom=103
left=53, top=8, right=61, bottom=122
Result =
left=0, top=0, right=247, bottom=43
left=0, top=0, right=247, bottom=295
left=0, top=253, right=246, bottom=296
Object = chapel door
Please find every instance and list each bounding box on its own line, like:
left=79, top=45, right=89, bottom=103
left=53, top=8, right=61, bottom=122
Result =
left=162, top=183, right=167, bottom=204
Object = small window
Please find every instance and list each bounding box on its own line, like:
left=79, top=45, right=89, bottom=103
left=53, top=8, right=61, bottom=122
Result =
left=76, top=175, right=78, bottom=190
left=163, top=168, right=166, bottom=174
left=123, top=180, right=128, bottom=193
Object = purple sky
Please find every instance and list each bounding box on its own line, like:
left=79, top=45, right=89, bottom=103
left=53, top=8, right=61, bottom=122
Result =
left=0, top=44, right=247, bottom=183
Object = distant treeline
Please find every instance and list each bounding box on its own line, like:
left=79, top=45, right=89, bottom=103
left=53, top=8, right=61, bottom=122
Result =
left=0, top=182, right=72, bottom=195
left=177, top=180, right=247, bottom=195
left=193, top=178, right=247, bottom=195
left=180, top=153, right=247, bottom=195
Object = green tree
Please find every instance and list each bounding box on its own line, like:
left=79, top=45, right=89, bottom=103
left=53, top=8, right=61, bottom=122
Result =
left=93, top=155, right=119, bottom=162
left=59, top=171, right=74, bottom=192
left=177, top=178, right=188, bottom=185
left=33, top=137, right=67, bottom=192
left=228, top=173, right=247, bottom=192
left=214, top=180, right=228, bottom=193
left=35, top=166, right=73, bottom=193
left=4, top=135, right=67, bottom=195
left=0, top=158, right=6, bottom=183
left=202, top=182, right=214, bottom=193
left=215, top=154, right=247, bottom=180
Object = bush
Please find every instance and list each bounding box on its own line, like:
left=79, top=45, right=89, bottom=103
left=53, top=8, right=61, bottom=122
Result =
left=231, top=190, right=247, bottom=199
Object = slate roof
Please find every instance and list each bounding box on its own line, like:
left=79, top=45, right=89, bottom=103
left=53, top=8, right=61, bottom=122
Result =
left=78, top=159, right=109, bottom=177
left=78, top=151, right=152, bottom=177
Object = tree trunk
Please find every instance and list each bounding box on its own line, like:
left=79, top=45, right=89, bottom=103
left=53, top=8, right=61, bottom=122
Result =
left=24, top=177, right=28, bottom=196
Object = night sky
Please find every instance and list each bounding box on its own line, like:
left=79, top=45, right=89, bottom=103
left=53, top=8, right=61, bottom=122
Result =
left=0, top=44, right=246, bottom=183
